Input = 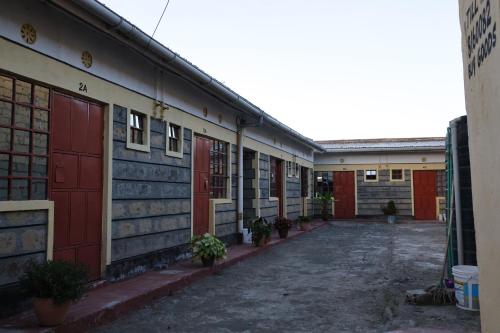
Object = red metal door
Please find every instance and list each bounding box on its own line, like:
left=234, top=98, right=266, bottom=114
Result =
left=333, top=171, right=356, bottom=219
left=413, top=170, right=437, bottom=220
left=193, top=136, right=211, bottom=235
left=51, top=93, right=103, bottom=280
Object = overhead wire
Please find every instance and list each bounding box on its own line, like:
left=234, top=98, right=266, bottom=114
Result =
left=146, top=0, right=170, bottom=50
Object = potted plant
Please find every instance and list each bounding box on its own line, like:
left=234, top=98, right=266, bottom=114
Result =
left=19, top=260, right=88, bottom=327
left=190, top=233, right=227, bottom=267
left=274, top=217, right=292, bottom=239
left=382, top=200, right=398, bottom=224
left=298, top=215, right=312, bottom=231
left=320, top=193, right=333, bottom=221
left=249, top=217, right=272, bottom=247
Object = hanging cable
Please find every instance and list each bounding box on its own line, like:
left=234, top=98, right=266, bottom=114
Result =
left=146, top=0, right=170, bottom=49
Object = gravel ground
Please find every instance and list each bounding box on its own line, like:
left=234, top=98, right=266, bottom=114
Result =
left=96, top=221, right=480, bottom=333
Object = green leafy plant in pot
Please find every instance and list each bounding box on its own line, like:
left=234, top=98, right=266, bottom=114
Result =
left=274, top=217, right=292, bottom=239
left=382, top=200, right=398, bottom=224
left=320, top=193, right=333, bottom=221
left=249, top=217, right=272, bottom=247
left=190, top=233, right=227, bottom=267
left=298, top=215, right=312, bottom=231
left=19, top=260, right=88, bottom=327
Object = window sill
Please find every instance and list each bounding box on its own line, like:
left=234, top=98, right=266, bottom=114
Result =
left=210, top=198, right=232, bottom=205
left=269, top=197, right=279, bottom=202
left=127, top=142, right=150, bottom=153
left=364, top=179, right=379, bottom=183
left=166, top=150, right=183, bottom=159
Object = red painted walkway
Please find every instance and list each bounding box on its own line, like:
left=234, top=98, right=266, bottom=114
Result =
left=0, top=221, right=326, bottom=333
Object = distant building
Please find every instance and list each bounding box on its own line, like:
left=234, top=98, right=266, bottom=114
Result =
left=314, top=138, right=446, bottom=220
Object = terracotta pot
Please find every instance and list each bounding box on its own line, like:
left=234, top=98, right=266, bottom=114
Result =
left=33, top=297, right=71, bottom=327
left=278, top=228, right=288, bottom=239
left=300, top=223, right=311, bottom=231
left=256, top=237, right=266, bottom=247
left=201, top=256, right=215, bottom=267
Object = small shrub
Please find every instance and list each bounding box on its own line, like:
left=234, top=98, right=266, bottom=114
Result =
left=274, top=217, right=292, bottom=231
left=19, top=260, right=88, bottom=305
left=382, top=200, right=398, bottom=215
left=249, top=217, right=272, bottom=245
left=190, top=233, right=227, bottom=260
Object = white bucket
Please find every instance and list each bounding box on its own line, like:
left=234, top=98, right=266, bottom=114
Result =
left=452, top=265, right=480, bottom=311
left=242, top=228, right=252, bottom=244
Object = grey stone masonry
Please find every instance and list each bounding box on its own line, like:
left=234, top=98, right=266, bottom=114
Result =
left=259, top=153, right=278, bottom=222
left=356, top=169, right=412, bottom=216
left=111, top=105, right=192, bottom=262
left=0, top=210, right=48, bottom=286
left=243, top=150, right=256, bottom=226
left=286, top=176, right=301, bottom=221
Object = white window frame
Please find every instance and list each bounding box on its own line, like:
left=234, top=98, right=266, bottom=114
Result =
left=126, top=109, right=150, bottom=152
left=390, top=169, right=405, bottom=182
left=165, top=121, right=183, bottom=159
left=295, top=163, right=300, bottom=179
left=364, top=169, right=378, bottom=182
left=287, top=161, right=293, bottom=178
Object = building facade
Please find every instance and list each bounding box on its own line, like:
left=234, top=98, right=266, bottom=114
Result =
left=314, top=138, right=446, bottom=220
left=0, top=0, right=321, bottom=307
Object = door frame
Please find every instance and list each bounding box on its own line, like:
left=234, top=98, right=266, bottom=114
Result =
left=190, top=133, right=233, bottom=237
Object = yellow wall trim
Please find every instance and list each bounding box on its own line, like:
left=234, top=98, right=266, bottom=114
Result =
left=314, top=163, right=445, bottom=172
left=0, top=200, right=54, bottom=260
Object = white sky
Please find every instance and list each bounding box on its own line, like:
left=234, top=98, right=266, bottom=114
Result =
left=100, top=0, right=465, bottom=140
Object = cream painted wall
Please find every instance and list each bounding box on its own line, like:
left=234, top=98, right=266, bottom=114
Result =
left=314, top=151, right=444, bottom=166
left=458, top=0, right=500, bottom=331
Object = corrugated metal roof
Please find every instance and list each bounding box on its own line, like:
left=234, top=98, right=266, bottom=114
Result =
left=315, top=137, right=446, bottom=153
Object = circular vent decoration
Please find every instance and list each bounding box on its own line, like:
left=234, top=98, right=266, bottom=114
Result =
left=81, top=51, right=93, bottom=68
left=20, top=24, right=37, bottom=44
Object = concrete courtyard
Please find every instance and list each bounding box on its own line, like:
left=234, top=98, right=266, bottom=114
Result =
left=96, top=221, right=480, bottom=333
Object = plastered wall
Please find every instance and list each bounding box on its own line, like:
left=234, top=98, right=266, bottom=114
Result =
left=458, top=0, right=500, bottom=331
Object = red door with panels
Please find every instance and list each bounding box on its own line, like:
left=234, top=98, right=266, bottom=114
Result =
left=50, top=93, right=103, bottom=280
left=333, top=171, right=356, bottom=219
left=413, top=170, right=437, bottom=220
left=193, top=136, right=211, bottom=235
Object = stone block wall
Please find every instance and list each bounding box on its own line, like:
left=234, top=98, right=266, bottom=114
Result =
left=356, top=169, right=412, bottom=216
left=259, top=153, right=278, bottom=222
left=243, top=150, right=256, bottom=225
left=0, top=210, right=47, bottom=286
left=109, top=105, right=192, bottom=278
left=286, top=176, right=301, bottom=221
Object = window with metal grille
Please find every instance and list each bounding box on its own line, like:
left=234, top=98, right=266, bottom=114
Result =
left=314, top=171, right=332, bottom=196
left=436, top=170, right=445, bottom=197
left=129, top=111, right=145, bottom=145
left=270, top=157, right=279, bottom=197
left=168, top=123, right=181, bottom=152
left=210, top=139, right=228, bottom=198
left=0, top=74, right=50, bottom=200
left=391, top=169, right=403, bottom=181
left=301, top=167, right=309, bottom=197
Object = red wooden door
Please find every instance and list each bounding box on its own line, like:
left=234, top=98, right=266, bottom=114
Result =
left=333, top=171, right=355, bottom=219
left=193, top=136, right=211, bottom=235
left=51, top=93, right=103, bottom=280
left=413, top=170, right=437, bottom=220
